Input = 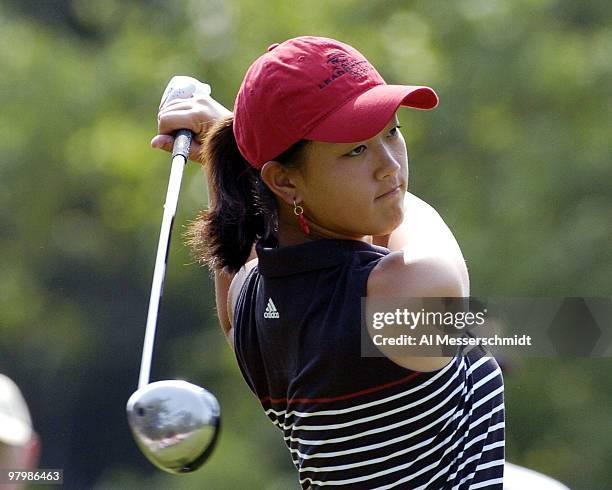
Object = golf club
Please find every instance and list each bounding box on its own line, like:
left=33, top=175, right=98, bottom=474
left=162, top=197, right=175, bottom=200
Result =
left=126, top=76, right=221, bottom=475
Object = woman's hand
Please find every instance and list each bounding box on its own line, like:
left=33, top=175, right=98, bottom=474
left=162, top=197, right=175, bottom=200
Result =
left=151, top=90, right=233, bottom=164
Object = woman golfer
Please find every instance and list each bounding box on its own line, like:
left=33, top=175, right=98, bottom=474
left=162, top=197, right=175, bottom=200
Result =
left=153, top=36, right=505, bottom=489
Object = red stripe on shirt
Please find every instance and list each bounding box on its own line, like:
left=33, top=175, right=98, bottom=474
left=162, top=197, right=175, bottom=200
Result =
left=260, top=371, right=422, bottom=406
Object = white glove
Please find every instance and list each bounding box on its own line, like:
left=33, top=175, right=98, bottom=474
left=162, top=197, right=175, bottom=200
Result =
left=159, top=76, right=212, bottom=110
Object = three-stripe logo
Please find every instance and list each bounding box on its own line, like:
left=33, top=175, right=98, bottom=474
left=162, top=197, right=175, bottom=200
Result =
left=263, top=298, right=280, bottom=319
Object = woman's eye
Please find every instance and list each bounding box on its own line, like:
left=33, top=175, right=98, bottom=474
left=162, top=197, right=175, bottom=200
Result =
left=344, top=126, right=401, bottom=157
left=346, top=145, right=366, bottom=157
left=389, top=125, right=402, bottom=137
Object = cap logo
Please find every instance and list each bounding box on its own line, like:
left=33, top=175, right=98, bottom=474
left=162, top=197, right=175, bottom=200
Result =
left=317, top=52, right=371, bottom=89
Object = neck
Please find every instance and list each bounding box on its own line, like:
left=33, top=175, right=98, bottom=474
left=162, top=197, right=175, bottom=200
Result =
left=275, top=215, right=372, bottom=248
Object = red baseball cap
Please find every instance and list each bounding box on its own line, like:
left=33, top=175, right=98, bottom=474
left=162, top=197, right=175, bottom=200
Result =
left=233, top=36, right=439, bottom=169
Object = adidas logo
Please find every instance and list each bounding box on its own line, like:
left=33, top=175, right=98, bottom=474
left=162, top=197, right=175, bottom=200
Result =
left=263, top=298, right=279, bottom=319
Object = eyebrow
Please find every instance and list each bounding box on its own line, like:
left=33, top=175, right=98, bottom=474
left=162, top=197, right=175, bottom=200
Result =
left=353, top=116, right=400, bottom=144
left=326, top=115, right=401, bottom=155
left=388, top=114, right=400, bottom=128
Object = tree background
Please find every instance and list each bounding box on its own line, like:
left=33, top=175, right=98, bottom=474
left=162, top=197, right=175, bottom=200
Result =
left=0, top=0, right=610, bottom=488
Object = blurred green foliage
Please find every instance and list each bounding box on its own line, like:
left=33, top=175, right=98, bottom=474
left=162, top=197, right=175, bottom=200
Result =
left=0, top=0, right=610, bottom=488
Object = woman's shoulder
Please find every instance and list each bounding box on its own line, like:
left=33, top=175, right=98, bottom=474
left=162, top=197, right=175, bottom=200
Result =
left=366, top=252, right=465, bottom=372
left=227, top=257, right=258, bottom=332
left=367, top=250, right=468, bottom=298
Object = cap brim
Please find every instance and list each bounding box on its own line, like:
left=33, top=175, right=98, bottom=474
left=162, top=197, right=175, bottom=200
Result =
left=305, top=84, right=438, bottom=143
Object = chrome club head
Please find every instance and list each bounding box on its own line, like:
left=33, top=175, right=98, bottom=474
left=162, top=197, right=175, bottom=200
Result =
left=126, top=380, right=221, bottom=474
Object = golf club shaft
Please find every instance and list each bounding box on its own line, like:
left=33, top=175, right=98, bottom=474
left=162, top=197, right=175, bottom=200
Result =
left=138, top=129, right=192, bottom=389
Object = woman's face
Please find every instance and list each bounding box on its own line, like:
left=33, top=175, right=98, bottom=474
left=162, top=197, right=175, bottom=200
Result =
left=295, top=114, right=408, bottom=239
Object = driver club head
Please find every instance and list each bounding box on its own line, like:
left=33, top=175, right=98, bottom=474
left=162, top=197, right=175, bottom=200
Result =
left=126, top=380, right=221, bottom=474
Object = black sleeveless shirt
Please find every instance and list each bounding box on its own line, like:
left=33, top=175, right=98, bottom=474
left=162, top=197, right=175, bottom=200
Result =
left=233, top=237, right=505, bottom=489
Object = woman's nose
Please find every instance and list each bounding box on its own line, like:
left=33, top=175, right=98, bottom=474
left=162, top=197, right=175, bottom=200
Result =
left=374, top=146, right=402, bottom=180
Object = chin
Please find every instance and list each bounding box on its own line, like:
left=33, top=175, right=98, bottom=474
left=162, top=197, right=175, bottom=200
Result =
left=370, top=216, right=403, bottom=236
left=356, top=206, right=404, bottom=236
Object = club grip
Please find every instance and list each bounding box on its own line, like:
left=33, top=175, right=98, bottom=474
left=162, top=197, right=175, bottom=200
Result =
left=172, top=129, right=193, bottom=161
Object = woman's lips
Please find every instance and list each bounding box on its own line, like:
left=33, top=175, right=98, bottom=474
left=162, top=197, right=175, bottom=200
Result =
left=376, top=185, right=402, bottom=200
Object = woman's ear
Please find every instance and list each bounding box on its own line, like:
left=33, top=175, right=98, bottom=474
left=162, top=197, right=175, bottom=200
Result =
left=260, top=161, right=302, bottom=205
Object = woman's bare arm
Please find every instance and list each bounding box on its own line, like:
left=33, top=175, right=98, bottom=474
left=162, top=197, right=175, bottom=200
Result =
left=373, top=192, right=469, bottom=295
left=153, top=90, right=244, bottom=345
left=367, top=192, right=469, bottom=372
left=203, top=166, right=257, bottom=347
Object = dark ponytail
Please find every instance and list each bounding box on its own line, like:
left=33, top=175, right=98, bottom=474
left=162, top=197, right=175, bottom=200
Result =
left=184, top=115, right=309, bottom=275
